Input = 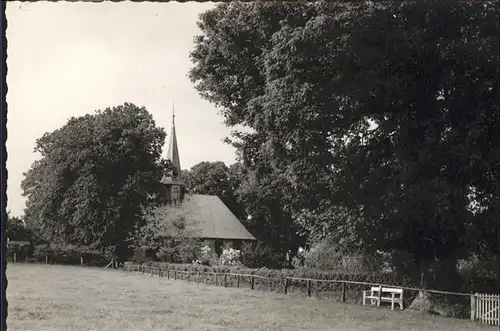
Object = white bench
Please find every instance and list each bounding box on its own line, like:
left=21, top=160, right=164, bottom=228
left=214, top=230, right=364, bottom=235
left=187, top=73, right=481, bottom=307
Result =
left=362, top=286, right=404, bottom=310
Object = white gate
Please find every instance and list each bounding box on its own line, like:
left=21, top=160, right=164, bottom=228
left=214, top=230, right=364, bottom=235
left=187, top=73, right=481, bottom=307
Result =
left=472, top=293, right=500, bottom=326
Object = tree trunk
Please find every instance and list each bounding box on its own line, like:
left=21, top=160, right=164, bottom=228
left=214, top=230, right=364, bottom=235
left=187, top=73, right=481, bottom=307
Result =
left=409, top=258, right=433, bottom=311
left=409, top=257, right=461, bottom=315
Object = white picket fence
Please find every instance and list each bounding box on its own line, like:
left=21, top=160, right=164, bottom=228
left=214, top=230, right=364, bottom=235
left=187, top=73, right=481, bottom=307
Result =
left=472, top=293, right=499, bottom=326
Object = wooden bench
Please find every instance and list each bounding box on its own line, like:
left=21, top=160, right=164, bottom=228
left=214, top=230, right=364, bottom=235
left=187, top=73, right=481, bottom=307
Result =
left=363, top=286, right=404, bottom=310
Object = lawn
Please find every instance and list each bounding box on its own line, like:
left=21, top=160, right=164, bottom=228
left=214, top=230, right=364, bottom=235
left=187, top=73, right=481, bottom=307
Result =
left=6, top=264, right=495, bottom=331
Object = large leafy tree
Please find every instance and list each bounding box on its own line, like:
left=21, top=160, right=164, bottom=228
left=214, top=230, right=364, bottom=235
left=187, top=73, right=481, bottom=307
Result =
left=21, top=103, right=170, bottom=259
left=190, top=1, right=499, bottom=287
left=183, top=161, right=246, bottom=221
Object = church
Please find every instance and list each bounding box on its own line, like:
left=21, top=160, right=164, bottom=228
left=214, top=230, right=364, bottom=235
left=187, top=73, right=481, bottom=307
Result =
left=159, top=110, right=256, bottom=255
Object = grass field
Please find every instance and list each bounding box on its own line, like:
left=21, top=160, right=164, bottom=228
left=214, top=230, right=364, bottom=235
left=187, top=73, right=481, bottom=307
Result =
left=6, top=264, right=495, bottom=331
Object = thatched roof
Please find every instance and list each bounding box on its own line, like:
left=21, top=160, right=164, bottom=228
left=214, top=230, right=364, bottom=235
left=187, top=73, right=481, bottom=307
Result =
left=159, top=194, right=256, bottom=241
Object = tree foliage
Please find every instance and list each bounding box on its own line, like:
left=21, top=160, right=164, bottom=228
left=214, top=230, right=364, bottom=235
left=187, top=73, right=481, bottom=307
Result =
left=236, top=168, right=306, bottom=266
left=5, top=212, right=31, bottom=242
left=182, top=161, right=246, bottom=220
left=190, top=1, right=499, bottom=285
left=128, top=202, right=202, bottom=263
left=21, top=103, right=170, bottom=258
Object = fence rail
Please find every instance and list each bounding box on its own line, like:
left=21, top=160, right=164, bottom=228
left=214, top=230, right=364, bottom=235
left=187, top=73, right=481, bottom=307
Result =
left=125, top=264, right=475, bottom=297
left=124, top=263, right=500, bottom=326
left=472, top=293, right=500, bottom=326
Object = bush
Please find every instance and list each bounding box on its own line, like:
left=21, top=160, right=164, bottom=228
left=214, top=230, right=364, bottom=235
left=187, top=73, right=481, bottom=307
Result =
left=193, top=244, right=218, bottom=266
left=156, top=238, right=202, bottom=263
left=302, top=238, right=386, bottom=274
left=32, top=244, right=108, bottom=266
left=241, top=241, right=285, bottom=269
left=458, top=254, right=499, bottom=293
left=130, top=237, right=203, bottom=264
left=131, top=247, right=156, bottom=264
left=140, top=260, right=414, bottom=288
left=6, top=243, right=33, bottom=261
left=219, top=247, right=242, bottom=266
left=175, top=238, right=202, bottom=263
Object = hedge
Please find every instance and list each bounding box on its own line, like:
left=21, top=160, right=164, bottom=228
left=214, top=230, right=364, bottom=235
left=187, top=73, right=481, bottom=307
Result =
left=143, top=261, right=412, bottom=282
left=8, top=244, right=110, bottom=267
left=140, top=261, right=498, bottom=295
left=127, top=261, right=413, bottom=308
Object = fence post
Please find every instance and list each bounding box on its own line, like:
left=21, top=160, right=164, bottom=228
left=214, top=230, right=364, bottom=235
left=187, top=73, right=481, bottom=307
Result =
left=307, top=279, right=312, bottom=297
left=80, top=257, right=83, bottom=267
left=224, top=274, right=228, bottom=287
left=469, top=293, right=475, bottom=322
left=341, top=282, right=346, bottom=303
left=237, top=275, right=240, bottom=288
left=197, top=272, right=200, bottom=284
left=251, top=276, right=255, bottom=290
left=174, top=270, right=177, bottom=280
left=167, top=269, right=170, bottom=279
left=187, top=271, right=191, bottom=282
left=13, top=253, right=16, bottom=263
left=377, top=286, right=383, bottom=307
left=45, top=254, right=48, bottom=265
left=284, top=278, right=289, bottom=294
left=150, top=267, right=153, bottom=276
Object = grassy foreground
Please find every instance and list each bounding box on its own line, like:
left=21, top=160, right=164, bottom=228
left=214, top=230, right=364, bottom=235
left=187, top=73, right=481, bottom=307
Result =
left=6, top=264, right=495, bottom=331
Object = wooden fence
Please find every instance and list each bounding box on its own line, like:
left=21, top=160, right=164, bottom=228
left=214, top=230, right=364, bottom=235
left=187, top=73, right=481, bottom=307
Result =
left=9, top=253, right=86, bottom=266
left=124, top=263, right=500, bottom=325
left=471, top=293, right=500, bottom=326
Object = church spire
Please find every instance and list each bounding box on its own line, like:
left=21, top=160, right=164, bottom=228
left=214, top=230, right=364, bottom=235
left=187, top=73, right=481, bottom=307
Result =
left=167, top=101, right=181, bottom=179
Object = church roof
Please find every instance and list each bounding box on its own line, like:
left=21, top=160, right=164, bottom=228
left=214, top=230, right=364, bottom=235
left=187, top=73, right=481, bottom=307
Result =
left=160, top=194, right=256, bottom=241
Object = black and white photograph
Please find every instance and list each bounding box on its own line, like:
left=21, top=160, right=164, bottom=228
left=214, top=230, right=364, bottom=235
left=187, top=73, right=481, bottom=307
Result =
left=3, top=1, right=499, bottom=330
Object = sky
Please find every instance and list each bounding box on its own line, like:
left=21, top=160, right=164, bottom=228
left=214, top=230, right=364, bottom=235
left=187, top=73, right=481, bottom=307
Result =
left=6, top=2, right=238, bottom=217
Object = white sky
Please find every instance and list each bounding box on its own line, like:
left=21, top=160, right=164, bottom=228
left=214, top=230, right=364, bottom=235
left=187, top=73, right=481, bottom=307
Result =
left=6, top=2, right=238, bottom=217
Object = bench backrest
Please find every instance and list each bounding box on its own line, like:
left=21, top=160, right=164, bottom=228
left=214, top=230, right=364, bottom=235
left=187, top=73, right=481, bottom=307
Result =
left=370, top=286, right=403, bottom=294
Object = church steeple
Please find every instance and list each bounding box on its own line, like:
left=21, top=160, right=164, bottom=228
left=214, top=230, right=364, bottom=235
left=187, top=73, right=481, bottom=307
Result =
left=162, top=101, right=185, bottom=204
left=167, top=102, right=181, bottom=179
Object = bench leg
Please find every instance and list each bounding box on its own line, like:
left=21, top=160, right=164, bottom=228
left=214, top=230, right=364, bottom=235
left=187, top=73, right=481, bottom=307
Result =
left=391, top=301, right=395, bottom=311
